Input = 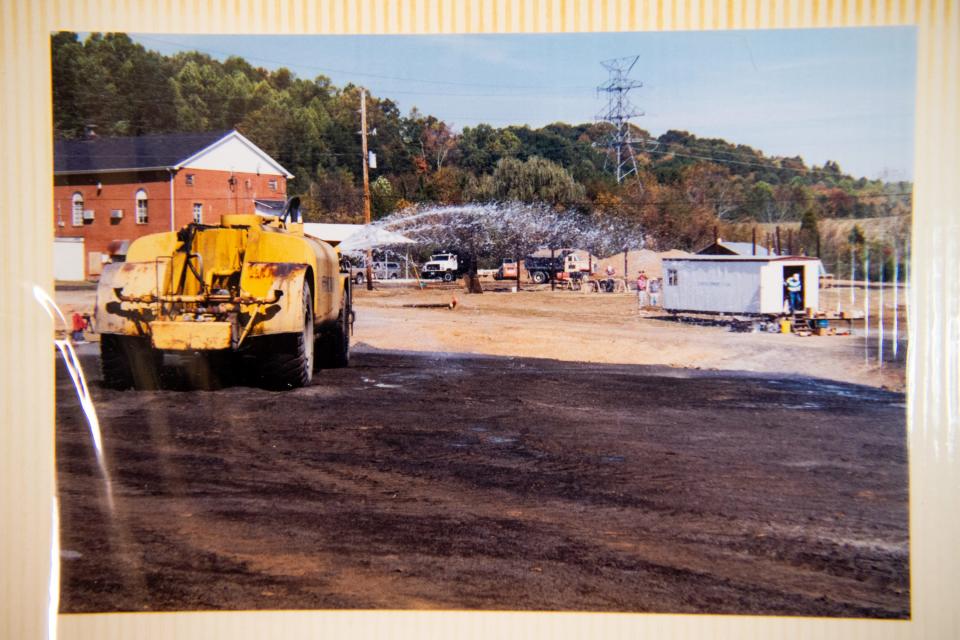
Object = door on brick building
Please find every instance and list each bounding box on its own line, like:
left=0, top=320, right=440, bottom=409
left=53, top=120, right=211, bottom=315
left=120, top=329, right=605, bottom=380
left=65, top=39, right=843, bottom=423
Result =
left=54, top=237, right=85, bottom=281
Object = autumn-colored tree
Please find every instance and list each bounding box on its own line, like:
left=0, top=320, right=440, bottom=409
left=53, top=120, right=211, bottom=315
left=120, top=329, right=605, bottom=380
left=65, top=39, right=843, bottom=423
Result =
left=681, top=163, right=743, bottom=220
left=402, top=108, right=457, bottom=171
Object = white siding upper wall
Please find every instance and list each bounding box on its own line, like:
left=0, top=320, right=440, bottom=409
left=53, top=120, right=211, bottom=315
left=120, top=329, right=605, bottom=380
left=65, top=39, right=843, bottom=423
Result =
left=663, top=260, right=764, bottom=313
left=663, top=258, right=823, bottom=315
left=181, top=135, right=287, bottom=176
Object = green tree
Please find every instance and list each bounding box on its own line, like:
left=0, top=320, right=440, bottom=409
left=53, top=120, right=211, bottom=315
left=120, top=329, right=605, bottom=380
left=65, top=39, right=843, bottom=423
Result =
left=370, top=175, right=396, bottom=218
left=798, top=207, right=819, bottom=255
left=487, top=156, right=585, bottom=206
left=51, top=32, right=85, bottom=137
left=745, top=181, right=776, bottom=222
left=459, top=124, right=521, bottom=173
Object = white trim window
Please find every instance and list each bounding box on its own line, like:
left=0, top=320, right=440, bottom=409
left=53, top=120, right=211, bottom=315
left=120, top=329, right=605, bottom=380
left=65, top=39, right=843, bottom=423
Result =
left=193, top=202, right=203, bottom=224
left=268, top=178, right=278, bottom=192
left=71, top=192, right=84, bottom=226
left=135, top=189, right=148, bottom=224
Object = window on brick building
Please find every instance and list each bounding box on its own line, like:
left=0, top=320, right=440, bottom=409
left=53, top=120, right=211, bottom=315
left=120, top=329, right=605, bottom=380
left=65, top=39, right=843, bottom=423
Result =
left=268, top=178, right=278, bottom=191
left=185, top=174, right=195, bottom=186
left=71, top=192, right=84, bottom=226
left=135, top=189, right=148, bottom=224
left=193, top=203, right=203, bottom=224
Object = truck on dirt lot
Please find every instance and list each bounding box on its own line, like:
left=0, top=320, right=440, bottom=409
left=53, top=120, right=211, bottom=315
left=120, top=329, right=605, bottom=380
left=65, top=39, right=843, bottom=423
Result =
left=421, top=253, right=461, bottom=281
left=524, top=250, right=594, bottom=284
left=349, top=259, right=400, bottom=284
left=94, top=198, right=352, bottom=390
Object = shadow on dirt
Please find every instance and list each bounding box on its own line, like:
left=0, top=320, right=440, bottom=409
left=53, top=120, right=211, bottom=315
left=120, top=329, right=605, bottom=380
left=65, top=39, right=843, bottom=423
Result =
left=56, top=345, right=909, bottom=616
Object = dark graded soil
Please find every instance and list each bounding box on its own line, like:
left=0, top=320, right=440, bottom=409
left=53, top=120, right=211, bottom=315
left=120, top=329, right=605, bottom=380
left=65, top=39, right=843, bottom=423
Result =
left=55, top=346, right=909, bottom=617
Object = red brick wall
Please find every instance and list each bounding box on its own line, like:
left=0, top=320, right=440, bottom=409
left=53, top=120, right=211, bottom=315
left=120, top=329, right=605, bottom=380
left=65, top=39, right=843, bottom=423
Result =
left=54, top=169, right=287, bottom=278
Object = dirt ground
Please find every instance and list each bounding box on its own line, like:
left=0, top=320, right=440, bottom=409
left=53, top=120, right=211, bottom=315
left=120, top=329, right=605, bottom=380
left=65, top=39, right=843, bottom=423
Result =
left=55, top=282, right=909, bottom=616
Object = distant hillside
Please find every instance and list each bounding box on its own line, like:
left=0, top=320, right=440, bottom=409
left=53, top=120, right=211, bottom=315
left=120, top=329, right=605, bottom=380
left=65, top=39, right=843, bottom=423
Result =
left=758, top=216, right=910, bottom=246
left=52, top=31, right=912, bottom=264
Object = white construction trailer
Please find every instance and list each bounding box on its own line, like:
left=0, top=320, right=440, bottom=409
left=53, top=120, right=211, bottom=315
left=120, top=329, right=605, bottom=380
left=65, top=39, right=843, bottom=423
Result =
left=661, top=256, right=823, bottom=316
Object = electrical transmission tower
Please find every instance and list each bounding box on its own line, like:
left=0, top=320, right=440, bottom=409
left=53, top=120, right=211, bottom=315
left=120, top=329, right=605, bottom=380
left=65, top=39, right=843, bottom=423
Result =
left=596, top=56, right=650, bottom=183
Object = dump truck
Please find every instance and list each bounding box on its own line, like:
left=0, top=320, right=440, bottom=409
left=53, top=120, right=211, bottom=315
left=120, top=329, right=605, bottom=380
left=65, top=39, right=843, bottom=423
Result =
left=94, top=198, right=352, bottom=390
left=524, top=250, right=594, bottom=284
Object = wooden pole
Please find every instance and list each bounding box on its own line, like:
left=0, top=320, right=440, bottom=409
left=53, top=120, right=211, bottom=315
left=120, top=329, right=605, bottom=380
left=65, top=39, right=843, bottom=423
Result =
left=775, top=226, right=782, bottom=256
left=360, top=88, right=373, bottom=291
left=515, top=245, right=521, bottom=291
left=550, top=247, right=556, bottom=291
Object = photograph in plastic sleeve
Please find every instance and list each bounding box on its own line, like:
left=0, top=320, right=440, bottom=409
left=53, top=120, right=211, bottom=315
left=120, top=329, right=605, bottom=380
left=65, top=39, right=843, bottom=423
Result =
left=52, top=27, right=914, bottom=616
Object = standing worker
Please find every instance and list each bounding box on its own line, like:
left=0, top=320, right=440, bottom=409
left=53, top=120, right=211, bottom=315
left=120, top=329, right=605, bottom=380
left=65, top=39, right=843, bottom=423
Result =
left=70, top=312, right=87, bottom=343
left=636, top=270, right=648, bottom=307
left=648, top=277, right=662, bottom=307
left=785, top=272, right=803, bottom=313
left=602, top=264, right=616, bottom=293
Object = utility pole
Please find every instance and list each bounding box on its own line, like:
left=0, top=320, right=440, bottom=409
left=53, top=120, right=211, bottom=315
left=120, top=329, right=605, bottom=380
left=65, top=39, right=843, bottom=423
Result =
left=597, top=56, right=649, bottom=184
left=360, top=88, right=373, bottom=290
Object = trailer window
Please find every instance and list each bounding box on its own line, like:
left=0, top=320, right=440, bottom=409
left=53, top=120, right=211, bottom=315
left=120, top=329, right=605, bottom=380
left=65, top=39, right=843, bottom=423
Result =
left=667, top=269, right=678, bottom=286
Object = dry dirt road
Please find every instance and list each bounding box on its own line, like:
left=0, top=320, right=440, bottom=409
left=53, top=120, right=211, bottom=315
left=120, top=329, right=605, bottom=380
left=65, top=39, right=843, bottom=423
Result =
left=55, top=284, right=908, bottom=617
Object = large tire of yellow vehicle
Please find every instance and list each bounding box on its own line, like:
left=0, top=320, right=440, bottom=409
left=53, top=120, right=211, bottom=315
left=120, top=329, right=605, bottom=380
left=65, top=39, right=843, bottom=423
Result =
left=315, top=291, right=350, bottom=370
left=256, top=286, right=314, bottom=390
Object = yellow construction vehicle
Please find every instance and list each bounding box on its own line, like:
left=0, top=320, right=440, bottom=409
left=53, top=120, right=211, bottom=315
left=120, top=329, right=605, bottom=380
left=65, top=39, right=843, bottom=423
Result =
left=94, top=198, right=352, bottom=390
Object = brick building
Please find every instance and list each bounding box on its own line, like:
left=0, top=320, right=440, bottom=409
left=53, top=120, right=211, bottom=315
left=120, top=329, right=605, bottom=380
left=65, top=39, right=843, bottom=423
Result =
left=54, top=130, right=292, bottom=279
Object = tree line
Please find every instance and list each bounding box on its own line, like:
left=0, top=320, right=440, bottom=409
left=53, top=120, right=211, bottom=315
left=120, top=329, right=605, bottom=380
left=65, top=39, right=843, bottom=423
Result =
left=52, top=32, right=910, bottom=276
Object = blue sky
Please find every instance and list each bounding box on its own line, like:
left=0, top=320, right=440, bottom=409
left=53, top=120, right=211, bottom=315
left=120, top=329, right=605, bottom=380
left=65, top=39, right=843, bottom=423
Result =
left=130, top=27, right=916, bottom=181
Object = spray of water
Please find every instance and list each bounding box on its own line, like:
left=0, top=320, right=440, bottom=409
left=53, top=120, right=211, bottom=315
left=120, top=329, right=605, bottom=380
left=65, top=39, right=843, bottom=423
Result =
left=373, top=202, right=643, bottom=262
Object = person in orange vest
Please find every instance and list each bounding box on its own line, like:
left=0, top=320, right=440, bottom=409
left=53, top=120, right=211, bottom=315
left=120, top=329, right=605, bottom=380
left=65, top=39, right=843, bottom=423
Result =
left=71, top=312, right=88, bottom=343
